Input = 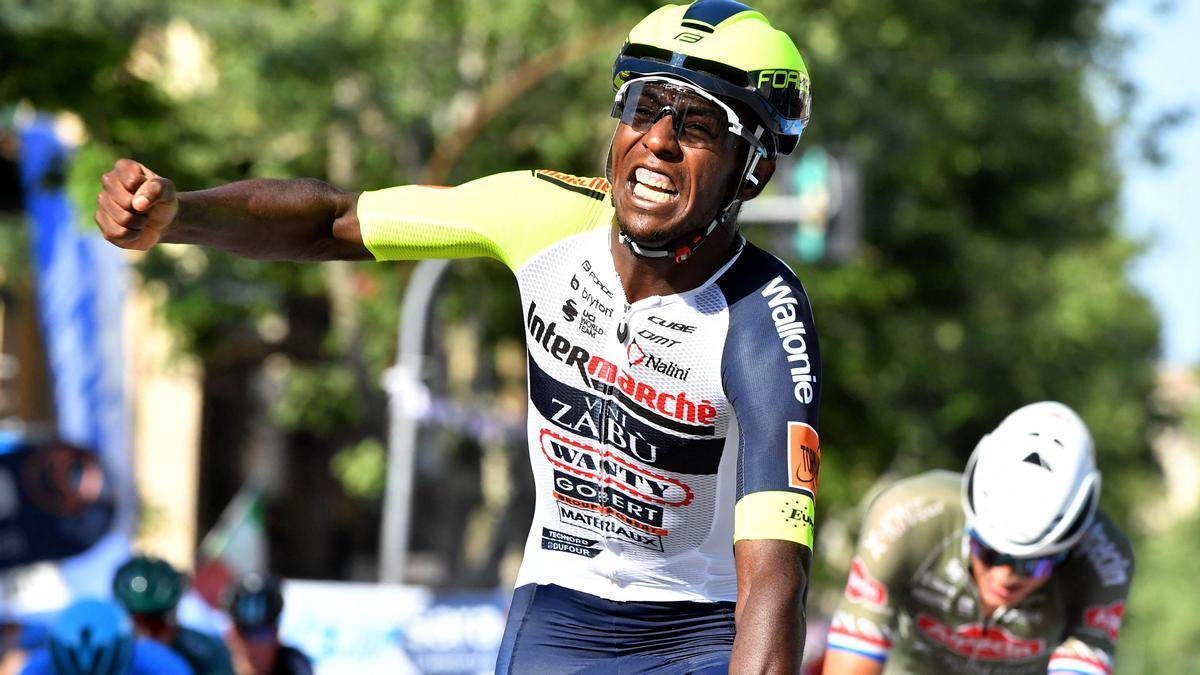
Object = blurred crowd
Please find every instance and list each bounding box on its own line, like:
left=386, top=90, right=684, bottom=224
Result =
left=0, top=556, right=312, bottom=675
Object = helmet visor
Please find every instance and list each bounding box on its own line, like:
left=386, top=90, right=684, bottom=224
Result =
left=969, top=530, right=1065, bottom=580
left=612, top=77, right=768, bottom=158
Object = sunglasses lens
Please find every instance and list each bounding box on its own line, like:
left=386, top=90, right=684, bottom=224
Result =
left=969, top=532, right=1058, bottom=579
left=616, top=81, right=737, bottom=152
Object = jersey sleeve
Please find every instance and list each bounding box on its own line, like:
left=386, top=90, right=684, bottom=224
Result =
left=357, top=170, right=611, bottom=271
left=717, top=247, right=821, bottom=550
left=825, top=472, right=960, bottom=664
left=1048, top=513, right=1135, bottom=675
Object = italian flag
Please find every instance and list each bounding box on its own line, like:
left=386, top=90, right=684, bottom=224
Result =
left=192, top=485, right=267, bottom=608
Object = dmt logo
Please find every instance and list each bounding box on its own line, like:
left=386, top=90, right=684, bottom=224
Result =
left=787, top=421, right=820, bottom=496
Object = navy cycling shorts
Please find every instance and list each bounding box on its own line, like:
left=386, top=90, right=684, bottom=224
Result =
left=495, top=583, right=736, bottom=674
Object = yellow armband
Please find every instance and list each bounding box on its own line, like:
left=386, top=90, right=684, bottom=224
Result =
left=733, top=491, right=815, bottom=549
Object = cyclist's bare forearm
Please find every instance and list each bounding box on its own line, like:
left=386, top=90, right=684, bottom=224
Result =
left=167, top=178, right=369, bottom=261
left=96, top=159, right=371, bottom=261
left=733, top=539, right=809, bottom=673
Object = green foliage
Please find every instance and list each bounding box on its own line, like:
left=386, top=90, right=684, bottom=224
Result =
left=331, top=437, right=388, bottom=501
left=1117, top=510, right=1200, bottom=671
left=271, top=362, right=362, bottom=436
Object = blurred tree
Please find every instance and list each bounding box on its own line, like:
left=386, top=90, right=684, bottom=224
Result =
left=1, top=0, right=1169, bottom=637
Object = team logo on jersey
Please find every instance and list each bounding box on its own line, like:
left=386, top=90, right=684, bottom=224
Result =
left=552, top=470, right=667, bottom=535
left=579, top=259, right=614, bottom=300
left=540, top=527, right=603, bottom=558
left=528, top=356, right=726, bottom=474
left=627, top=341, right=647, bottom=366
left=556, top=502, right=664, bottom=551
left=761, top=276, right=816, bottom=404
left=627, top=341, right=692, bottom=382
left=845, top=557, right=888, bottom=607
left=648, top=316, right=696, bottom=334
left=562, top=299, right=579, bottom=322
left=585, top=356, right=716, bottom=434
left=635, top=329, right=682, bottom=349
left=787, top=421, right=820, bottom=496
left=916, top=615, right=1045, bottom=660
left=540, top=430, right=693, bottom=507
left=1084, top=601, right=1125, bottom=641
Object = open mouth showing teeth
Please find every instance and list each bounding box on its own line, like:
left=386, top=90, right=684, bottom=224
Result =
left=632, top=167, right=678, bottom=204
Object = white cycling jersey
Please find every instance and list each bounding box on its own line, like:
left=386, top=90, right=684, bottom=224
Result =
left=358, top=169, right=822, bottom=602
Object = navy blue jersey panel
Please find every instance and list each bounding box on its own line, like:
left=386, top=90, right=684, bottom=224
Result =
left=717, top=243, right=821, bottom=501
left=683, top=0, right=755, bottom=27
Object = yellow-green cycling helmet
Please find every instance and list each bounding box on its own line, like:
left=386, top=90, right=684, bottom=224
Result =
left=613, top=0, right=811, bottom=157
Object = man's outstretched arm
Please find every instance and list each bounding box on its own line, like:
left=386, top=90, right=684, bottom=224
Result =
left=96, top=158, right=371, bottom=261
left=732, top=539, right=809, bottom=673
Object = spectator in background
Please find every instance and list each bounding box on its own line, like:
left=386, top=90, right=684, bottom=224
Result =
left=112, top=555, right=234, bottom=675
left=20, top=598, right=191, bottom=675
left=224, top=574, right=312, bottom=675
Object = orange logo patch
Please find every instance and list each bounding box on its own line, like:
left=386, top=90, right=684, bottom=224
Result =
left=787, top=421, right=820, bottom=496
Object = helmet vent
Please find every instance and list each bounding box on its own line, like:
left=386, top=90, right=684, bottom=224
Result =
left=1022, top=452, right=1051, bottom=470
left=680, top=20, right=715, bottom=34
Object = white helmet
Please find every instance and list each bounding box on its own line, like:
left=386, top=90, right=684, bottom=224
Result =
left=962, top=401, right=1101, bottom=558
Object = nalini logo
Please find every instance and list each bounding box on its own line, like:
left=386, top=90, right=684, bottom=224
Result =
left=562, top=299, right=579, bottom=322
left=627, top=341, right=646, bottom=366
left=760, top=277, right=816, bottom=404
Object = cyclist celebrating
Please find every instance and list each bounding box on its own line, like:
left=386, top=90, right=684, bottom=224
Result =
left=95, top=1, right=820, bottom=671
left=823, top=402, right=1134, bottom=675
left=112, top=555, right=235, bottom=675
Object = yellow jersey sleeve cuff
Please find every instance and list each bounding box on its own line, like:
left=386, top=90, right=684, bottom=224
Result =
left=734, top=491, right=815, bottom=549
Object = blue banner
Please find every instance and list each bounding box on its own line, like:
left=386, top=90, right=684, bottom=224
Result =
left=17, top=119, right=134, bottom=603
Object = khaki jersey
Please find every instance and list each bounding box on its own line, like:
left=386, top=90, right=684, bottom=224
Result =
left=827, top=471, right=1133, bottom=674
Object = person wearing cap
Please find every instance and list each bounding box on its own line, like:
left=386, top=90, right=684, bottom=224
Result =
left=111, top=555, right=234, bottom=675
left=20, top=599, right=192, bottom=675
left=95, top=0, right=821, bottom=670
left=224, top=574, right=311, bottom=675
left=822, top=402, right=1134, bottom=675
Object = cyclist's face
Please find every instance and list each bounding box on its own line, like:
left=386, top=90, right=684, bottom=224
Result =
left=610, top=81, right=747, bottom=245
left=970, top=553, right=1054, bottom=609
